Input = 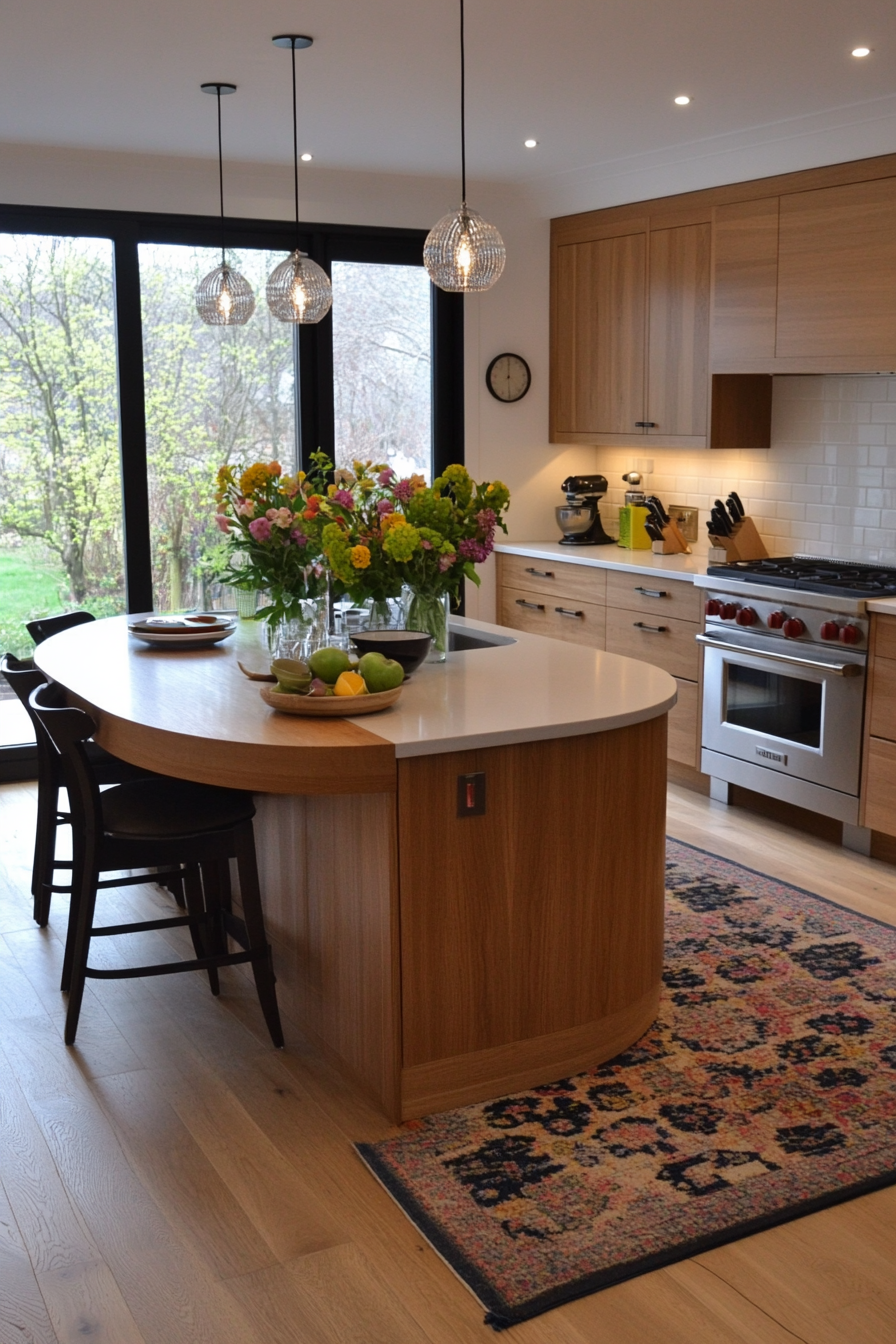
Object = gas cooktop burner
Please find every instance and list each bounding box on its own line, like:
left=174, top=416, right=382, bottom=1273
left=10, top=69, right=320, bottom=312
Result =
left=705, top=556, right=896, bottom=599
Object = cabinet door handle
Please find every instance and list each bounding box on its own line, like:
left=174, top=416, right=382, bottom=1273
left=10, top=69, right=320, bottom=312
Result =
left=634, top=421, right=658, bottom=428
left=634, top=586, right=668, bottom=599
left=516, top=599, right=545, bottom=611
left=633, top=621, right=668, bottom=633
left=555, top=607, right=584, bottom=619
left=525, top=567, right=555, bottom=578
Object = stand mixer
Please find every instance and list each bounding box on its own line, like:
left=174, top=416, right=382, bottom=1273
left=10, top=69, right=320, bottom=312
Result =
left=556, top=475, right=614, bottom=546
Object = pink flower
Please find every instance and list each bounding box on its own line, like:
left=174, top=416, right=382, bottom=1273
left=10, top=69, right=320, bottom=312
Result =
left=438, top=554, right=456, bottom=572
left=459, top=537, right=493, bottom=563
left=248, top=517, right=272, bottom=542
left=376, top=498, right=393, bottom=516
left=333, top=488, right=355, bottom=508
left=420, top=538, right=433, bottom=550
left=476, top=507, right=497, bottom=536
left=266, top=507, right=294, bottom=528
left=214, top=514, right=231, bottom=533
left=290, top=529, right=309, bottom=547
left=377, top=468, right=395, bottom=486
left=236, top=498, right=255, bottom=518
left=393, top=479, right=413, bottom=503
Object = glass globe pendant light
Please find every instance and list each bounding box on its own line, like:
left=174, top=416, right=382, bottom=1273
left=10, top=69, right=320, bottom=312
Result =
left=424, top=0, right=505, bottom=292
left=266, top=35, right=332, bottom=324
left=196, top=83, right=256, bottom=326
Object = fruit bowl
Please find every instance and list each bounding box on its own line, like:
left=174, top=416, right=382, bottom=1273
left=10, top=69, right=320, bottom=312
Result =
left=351, top=630, right=432, bottom=675
left=259, top=684, right=402, bottom=716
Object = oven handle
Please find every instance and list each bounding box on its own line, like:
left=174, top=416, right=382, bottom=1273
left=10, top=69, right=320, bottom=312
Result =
left=696, top=632, right=862, bottom=677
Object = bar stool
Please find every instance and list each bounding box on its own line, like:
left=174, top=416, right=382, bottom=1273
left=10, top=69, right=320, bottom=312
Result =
left=1, top=650, right=156, bottom=925
left=28, top=682, right=283, bottom=1049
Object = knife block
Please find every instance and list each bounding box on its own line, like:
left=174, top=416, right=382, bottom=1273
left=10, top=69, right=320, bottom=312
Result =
left=651, top=520, right=691, bottom=554
left=708, top=515, right=768, bottom=561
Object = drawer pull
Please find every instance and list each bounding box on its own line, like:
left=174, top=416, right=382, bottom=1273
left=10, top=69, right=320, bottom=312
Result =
left=634, top=421, right=658, bottom=428
left=525, top=567, right=555, bottom=579
left=516, top=599, right=545, bottom=611
left=555, top=607, right=584, bottom=619
left=633, top=621, right=668, bottom=634
left=634, top=586, right=668, bottom=599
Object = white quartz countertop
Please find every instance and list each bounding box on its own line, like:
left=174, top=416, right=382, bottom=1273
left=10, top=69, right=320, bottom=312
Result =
left=866, top=598, right=896, bottom=615
left=495, top=539, right=709, bottom=582
left=35, top=613, right=678, bottom=765
left=359, top=616, right=678, bottom=757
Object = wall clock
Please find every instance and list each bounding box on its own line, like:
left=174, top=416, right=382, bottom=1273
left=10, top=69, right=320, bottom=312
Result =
left=485, top=352, right=531, bottom=403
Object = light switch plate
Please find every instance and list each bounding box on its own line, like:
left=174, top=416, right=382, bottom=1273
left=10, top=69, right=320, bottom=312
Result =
left=668, top=505, right=698, bottom=542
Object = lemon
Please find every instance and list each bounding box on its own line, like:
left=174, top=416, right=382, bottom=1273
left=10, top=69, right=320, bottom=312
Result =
left=333, top=670, right=368, bottom=697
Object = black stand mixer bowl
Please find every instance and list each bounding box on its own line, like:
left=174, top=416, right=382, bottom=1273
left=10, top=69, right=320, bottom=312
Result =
left=556, top=475, right=614, bottom=545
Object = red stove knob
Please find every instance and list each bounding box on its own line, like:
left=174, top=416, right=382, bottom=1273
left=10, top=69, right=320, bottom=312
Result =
left=820, top=621, right=839, bottom=641
left=705, top=598, right=722, bottom=616
left=767, top=610, right=786, bottom=629
left=839, top=623, right=861, bottom=645
left=736, top=607, right=757, bottom=626
left=783, top=617, right=805, bottom=639
left=721, top=603, right=739, bottom=621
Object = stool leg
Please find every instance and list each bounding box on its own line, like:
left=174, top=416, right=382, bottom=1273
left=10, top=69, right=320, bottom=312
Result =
left=183, top=863, right=219, bottom=996
left=64, top=845, right=99, bottom=1046
left=33, top=776, right=61, bottom=927
left=233, top=821, right=283, bottom=1048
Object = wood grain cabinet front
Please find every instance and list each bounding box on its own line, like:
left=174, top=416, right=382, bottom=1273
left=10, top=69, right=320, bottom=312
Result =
left=861, top=613, right=896, bottom=835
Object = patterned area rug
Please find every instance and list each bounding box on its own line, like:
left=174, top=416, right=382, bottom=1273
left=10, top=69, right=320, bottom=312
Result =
left=356, top=840, right=896, bottom=1329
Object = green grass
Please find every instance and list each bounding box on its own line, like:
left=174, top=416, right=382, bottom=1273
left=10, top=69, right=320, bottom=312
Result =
left=0, top=546, right=70, bottom=656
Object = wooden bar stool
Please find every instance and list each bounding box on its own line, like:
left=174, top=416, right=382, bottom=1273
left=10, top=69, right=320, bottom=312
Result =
left=1, top=650, right=158, bottom=925
left=29, top=682, right=283, bottom=1049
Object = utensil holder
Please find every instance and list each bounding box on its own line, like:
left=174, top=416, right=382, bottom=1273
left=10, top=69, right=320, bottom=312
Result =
left=650, top=519, right=691, bottom=554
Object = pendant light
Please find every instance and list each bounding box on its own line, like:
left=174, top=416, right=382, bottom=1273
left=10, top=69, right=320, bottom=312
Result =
left=196, top=83, right=256, bottom=325
left=266, top=35, right=332, bottom=324
left=424, top=0, right=505, bottom=292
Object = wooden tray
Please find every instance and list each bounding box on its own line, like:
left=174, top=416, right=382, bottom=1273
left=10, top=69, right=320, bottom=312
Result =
left=260, top=684, right=402, bottom=716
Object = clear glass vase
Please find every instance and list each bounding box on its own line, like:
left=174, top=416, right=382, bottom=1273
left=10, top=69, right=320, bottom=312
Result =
left=266, top=596, right=328, bottom=661
left=403, top=587, right=450, bottom=663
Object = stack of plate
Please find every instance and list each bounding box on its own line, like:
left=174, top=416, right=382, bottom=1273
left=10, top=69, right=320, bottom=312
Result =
left=128, top=615, right=237, bottom=648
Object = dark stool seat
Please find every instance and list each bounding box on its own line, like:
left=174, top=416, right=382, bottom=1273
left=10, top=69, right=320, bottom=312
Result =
left=1, top=646, right=158, bottom=926
left=29, top=681, right=283, bottom=1050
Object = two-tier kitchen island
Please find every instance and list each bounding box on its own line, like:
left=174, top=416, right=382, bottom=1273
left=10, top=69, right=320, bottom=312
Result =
left=36, top=614, right=676, bottom=1121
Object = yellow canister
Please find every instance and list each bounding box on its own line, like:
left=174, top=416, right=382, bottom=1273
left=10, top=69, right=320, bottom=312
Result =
left=618, top=504, right=652, bottom=549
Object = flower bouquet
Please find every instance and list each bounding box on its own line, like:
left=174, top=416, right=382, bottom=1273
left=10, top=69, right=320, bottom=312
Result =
left=320, top=462, right=510, bottom=660
left=214, top=453, right=331, bottom=634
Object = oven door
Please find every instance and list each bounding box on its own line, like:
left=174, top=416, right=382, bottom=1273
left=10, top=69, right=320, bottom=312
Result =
left=698, top=631, right=865, bottom=793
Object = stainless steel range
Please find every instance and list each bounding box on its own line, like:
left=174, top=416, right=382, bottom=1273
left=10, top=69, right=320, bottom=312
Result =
left=694, top=556, right=896, bottom=848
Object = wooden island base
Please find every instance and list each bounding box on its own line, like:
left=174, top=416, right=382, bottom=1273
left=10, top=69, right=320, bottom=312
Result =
left=249, top=715, right=667, bottom=1121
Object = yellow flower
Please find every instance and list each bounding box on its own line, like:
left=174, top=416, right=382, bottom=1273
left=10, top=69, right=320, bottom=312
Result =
left=350, top=545, right=371, bottom=569
left=381, top=512, right=408, bottom=533
left=239, top=463, right=271, bottom=496
left=216, top=464, right=234, bottom=487
left=409, top=473, right=427, bottom=494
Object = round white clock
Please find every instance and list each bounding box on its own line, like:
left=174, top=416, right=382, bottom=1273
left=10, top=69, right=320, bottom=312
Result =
left=485, top=352, right=531, bottom=403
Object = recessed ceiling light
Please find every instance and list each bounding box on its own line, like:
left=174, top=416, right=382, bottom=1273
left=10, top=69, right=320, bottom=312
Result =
left=852, top=47, right=871, bottom=58
left=300, top=152, right=313, bottom=161
left=674, top=95, right=691, bottom=106
left=524, top=138, right=537, bottom=148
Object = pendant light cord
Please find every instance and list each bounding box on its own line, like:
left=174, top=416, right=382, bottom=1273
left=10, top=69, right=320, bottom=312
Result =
left=291, top=42, right=300, bottom=248
left=216, top=86, right=226, bottom=270
left=460, top=0, right=466, bottom=206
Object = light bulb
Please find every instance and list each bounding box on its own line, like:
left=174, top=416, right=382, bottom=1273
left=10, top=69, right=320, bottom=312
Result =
left=456, top=234, right=473, bottom=277
left=218, top=286, right=233, bottom=320
left=291, top=278, right=307, bottom=318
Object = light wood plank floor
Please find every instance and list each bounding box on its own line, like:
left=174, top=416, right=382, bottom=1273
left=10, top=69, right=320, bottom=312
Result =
left=1, top=777, right=895, bottom=1344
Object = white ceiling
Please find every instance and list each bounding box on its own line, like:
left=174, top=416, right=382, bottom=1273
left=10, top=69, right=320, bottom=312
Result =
left=2, top=1, right=895, bottom=201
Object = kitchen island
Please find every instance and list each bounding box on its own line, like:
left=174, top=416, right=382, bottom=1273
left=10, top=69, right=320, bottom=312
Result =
left=36, top=613, right=675, bottom=1120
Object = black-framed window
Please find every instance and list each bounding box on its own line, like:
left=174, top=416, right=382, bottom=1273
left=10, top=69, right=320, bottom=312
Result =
left=0, top=202, right=463, bottom=775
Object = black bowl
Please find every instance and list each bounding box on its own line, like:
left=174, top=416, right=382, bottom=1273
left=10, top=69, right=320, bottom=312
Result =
left=351, top=629, right=432, bottom=675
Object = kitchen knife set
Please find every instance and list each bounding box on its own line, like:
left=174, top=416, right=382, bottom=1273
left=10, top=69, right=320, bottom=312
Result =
left=707, top=491, right=768, bottom=561
left=644, top=496, right=691, bottom=554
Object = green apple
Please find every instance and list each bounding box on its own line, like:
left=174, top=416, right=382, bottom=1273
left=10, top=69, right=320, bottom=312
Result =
left=358, top=650, right=405, bottom=692
left=308, top=646, right=352, bottom=685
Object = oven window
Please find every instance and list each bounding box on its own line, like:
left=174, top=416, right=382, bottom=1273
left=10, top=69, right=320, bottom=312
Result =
left=724, top=665, right=822, bottom=748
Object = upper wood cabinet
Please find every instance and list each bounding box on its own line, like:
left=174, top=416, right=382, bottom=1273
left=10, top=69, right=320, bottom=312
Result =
left=553, top=230, right=646, bottom=436
left=776, top=178, right=896, bottom=361
left=711, top=198, right=779, bottom=364
left=551, top=219, right=710, bottom=446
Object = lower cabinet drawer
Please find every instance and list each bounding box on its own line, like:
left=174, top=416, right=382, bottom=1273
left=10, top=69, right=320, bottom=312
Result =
left=498, top=553, right=606, bottom=604
left=667, top=677, right=699, bottom=767
left=868, top=655, right=896, bottom=741
left=499, top=585, right=606, bottom=648
left=605, top=607, right=700, bottom=680
left=862, top=736, right=896, bottom=835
